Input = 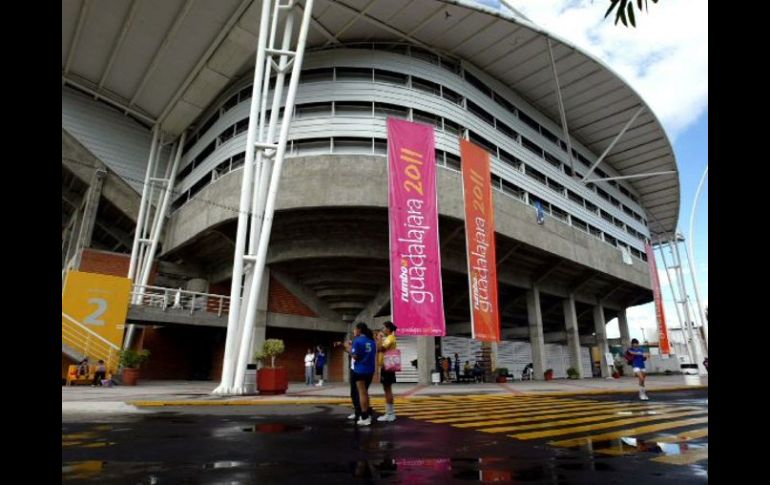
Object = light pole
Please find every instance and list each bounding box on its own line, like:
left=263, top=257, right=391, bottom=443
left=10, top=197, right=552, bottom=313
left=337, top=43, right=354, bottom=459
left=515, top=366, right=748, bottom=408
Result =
left=687, top=166, right=708, bottom=350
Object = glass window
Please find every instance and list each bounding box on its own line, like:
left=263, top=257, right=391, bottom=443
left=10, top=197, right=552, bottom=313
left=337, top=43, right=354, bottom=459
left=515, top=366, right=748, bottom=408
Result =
left=374, top=102, right=408, bottom=119
left=544, top=151, right=561, bottom=169
left=295, top=102, right=332, bottom=118
left=524, top=165, right=546, bottom=184
left=335, top=67, right=372, bottom=81
left=518, top=111, right=540, bottom=132
left=444, top=119, right=461, bottom=136
left=374, top=139, right=387, bottom=155
left=374, top=69, right=408, bottom=85
left=445, top=152, right=461, bottom=171
left=334, top=137, right=372, bottom=154
left=521, top=136, right=544, bottom=158
left=442, top=86, right=463, bottom=105
left=499, top=149, right=522, bottom=170
left=412, top=77, right=441, bottom=96
left=492, top=93, right=517, bottom=116
left=301, top=68, right=334, bottom=83
left=468, top=131, right=497, bottom=155
left=294, top=138, right=330, bottom=155
left=464, top=71, right=492, bottom=97
left=467, top=100, right=494, bottom=125
left=413, top=109, right=442, bottom=129
left=496, top=120, right=519, bottom=141
left=501, top=179, right=525, bottom=200
left=335, top=101, right=372, bottom=116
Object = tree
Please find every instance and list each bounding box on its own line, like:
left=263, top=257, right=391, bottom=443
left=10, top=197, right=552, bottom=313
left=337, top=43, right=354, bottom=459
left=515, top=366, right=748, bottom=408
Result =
left=604, top=0, right=660, bottom=28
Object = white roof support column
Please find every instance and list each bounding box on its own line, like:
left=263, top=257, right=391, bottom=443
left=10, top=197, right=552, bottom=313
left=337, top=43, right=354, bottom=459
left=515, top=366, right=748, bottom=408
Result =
left=546, top=37, right=575, bottom=173
left=583, top=170, right=675, bottom=184
left=581, top=106, right=645, bottom=182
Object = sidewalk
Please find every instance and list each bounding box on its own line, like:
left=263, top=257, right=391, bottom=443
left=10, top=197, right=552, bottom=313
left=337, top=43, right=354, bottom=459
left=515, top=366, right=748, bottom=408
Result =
left=62, top=375, right=707, bottom=410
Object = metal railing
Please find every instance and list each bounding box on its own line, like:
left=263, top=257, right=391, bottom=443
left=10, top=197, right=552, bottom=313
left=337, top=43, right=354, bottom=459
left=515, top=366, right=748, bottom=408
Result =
left=62, top=312, right=121, bottom=373
left=130, top=284, right=231, bottom=317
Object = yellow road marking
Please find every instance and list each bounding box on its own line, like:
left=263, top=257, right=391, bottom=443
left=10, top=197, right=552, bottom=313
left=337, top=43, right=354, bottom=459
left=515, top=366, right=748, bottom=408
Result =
left=473, top=405, right=694, bottom=432
left=550, top=417, right=709, bottom=447
left=511, top=409, right=707, bottom=440
left=594, top=427, right=709, bottom=456
left=398, top=399, right=597, bottom=417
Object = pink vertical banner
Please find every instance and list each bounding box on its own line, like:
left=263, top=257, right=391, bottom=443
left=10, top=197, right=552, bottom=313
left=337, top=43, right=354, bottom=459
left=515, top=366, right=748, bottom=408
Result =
left=387, top=118, right=445, bottom=336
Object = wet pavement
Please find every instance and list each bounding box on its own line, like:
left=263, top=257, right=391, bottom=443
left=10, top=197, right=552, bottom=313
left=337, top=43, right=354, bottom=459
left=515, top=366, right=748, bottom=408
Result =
left=63, top=389, right=707, bottom=483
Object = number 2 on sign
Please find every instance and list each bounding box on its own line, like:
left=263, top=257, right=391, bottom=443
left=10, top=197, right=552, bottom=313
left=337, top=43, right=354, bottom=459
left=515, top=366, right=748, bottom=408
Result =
left=401, top=148, right=424, bottom=196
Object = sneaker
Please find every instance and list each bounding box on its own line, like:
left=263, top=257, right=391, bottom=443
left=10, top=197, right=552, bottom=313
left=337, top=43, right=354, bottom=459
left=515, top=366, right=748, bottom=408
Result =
left=347, top=413, right=358, bottom=420
left=640, top=393, right=649, bottom=401
left=356, top=417, right=372, bottom=426
left=377, top=414, right=396, bottom=422
left=315, top=383, right=323, bottom=387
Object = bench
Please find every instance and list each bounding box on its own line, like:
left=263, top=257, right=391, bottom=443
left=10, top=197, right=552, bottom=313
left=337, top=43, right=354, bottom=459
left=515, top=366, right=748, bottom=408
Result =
left=66, top=365, right=112, bottom=386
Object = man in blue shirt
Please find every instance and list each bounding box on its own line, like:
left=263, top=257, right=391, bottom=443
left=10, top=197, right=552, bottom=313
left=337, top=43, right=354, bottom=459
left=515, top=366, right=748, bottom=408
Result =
left=344, top=322, right=377, bottom=426
left=626, top=338, right=650, bottom=400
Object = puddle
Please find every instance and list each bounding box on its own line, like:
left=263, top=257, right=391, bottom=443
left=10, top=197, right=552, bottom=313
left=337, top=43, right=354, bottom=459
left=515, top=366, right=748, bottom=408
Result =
left=242, top=423, right=307, bottom=433
left=618, top=437, right=706, bottom=455
left=203, top=461, right=250, bottom=469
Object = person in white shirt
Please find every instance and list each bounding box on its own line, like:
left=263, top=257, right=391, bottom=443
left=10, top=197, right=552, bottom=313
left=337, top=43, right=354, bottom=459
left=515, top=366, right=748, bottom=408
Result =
left=304, top=348, right=315, bottom=386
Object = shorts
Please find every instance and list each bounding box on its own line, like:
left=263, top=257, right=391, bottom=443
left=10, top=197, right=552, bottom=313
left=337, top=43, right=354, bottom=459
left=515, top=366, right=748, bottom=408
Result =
left=633, top=367, right=646, bottom=374
left=351, top=370, right=374, bottom=387
left=315, top=366, right=324, bottom=376
left=381, top=368, right=397, bottom=386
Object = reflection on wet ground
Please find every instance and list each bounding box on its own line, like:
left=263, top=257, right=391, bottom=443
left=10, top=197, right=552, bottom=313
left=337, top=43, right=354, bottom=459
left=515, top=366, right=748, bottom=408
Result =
left=63, top=392, right=707, bottom=483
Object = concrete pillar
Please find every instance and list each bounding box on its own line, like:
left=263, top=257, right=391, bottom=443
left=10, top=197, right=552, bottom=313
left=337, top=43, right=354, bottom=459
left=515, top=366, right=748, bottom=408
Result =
left=417, top=336, right=435, bottom=385
left=527, top=287, right=546, bottom=380
left=618, top=308, right=631, bottom=350
left=249, top=269, right=270, bottom=365
left=563, top=294, right=583, bottom=378
left=489, top=341, right=499, bottom=374
left=73, top=170, right=106, bottom=269
left=593, top=303, right=611, bottom=378
left=343, top=322, right=353, bottom=384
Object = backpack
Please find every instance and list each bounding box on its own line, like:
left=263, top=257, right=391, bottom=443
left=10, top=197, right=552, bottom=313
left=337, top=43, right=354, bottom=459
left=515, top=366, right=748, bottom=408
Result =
left=624, top=350, right=634, bottom=365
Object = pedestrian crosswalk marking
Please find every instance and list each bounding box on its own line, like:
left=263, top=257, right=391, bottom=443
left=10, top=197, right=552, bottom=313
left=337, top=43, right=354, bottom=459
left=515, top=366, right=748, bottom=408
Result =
left=431, top=402, right=671, bottom=425
left=511, top=409, right=706, bottom=440
left=475, top=405, right=698, bottom=433
left=550, top=417, right=708, bottom=448
left=392, top=398, right=597, bottom=418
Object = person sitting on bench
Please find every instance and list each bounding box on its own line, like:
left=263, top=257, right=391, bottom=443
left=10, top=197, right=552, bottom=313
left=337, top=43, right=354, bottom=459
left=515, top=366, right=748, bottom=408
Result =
left=77, top=358, right=89, bottom=377
left=522, top=363, right=534, bottom=381
left=92, top=360, right=107, bottom=387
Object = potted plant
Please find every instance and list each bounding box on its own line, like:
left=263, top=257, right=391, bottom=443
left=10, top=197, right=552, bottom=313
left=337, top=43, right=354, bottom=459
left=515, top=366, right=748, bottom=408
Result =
left=493, top=367, right=509, bottom=383
left=544, top=368, right=554, bottom=381
left=566, top=367, right=580, bottom=379
left=119, top=349, right=151, bottom=386
left=255, top=339, right=288, bottom=395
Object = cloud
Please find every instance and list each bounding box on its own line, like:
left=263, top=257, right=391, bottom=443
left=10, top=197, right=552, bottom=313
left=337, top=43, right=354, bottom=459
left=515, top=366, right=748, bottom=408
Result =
left=493, top=0, right=708, bottom=140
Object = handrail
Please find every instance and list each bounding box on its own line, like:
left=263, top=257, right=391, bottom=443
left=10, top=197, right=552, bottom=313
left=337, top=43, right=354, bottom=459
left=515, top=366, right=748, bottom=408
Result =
left=62, top=312, right=121, bottom=351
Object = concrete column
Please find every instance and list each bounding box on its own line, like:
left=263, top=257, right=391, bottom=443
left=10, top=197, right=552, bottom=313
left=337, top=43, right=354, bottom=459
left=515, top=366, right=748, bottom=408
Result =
left=563, top=294, right=583, bottom=378
left=417, top=336, right=435, bottom=385
left=527, top=287, right=546, bottom=380
left=343, top=322, right=353, bottom=384
left=618, top=308, right=631, bottom=350
left=489, top=341, right=499, bottom=374
left=593, top=303, right=611, bottom=377
left=249, top=269, right=270, bottom=364
left=73, top=170, right=106, bottom=269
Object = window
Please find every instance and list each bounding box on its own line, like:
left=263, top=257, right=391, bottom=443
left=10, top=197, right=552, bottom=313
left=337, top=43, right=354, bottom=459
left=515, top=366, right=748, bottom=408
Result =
left=218, top=126, right=235, bottom=145
left=335, top=101, right=372, bottom=116
left=613, top=217, right=625, bottom=229
left=335, top=67, right=372, bottom=81
left=196, top=141, right=216, bottom=165
left=596, top=187, right=610, bottom=201
left=578, top=153, right=592, bottom=167
left=631, top=247, right=642, bottom=259
left=467, top=100, right=494, bottom=125
left=518, top=111, right=540, bottom=132
left=529, top=196, right=550, bottom=213
left=374, top=102, right=408, bottom=119
left=442, top=86, right=463, bottom=105
left=412, top=77, right=441, bottom=96
left=182, top=133, right=198, bottom=155
left=492, top=93, right=517, bottom=116
left=521, top=136, right=543, bottom=158
left=588, top=225, right=602, bottom=238
left=334, top=137, right=372, bottom=154
left=540, top=127, right=559, bottom=145
left=609, top=196, right=621, bottom=208
left=568, top=190, right=584, bottom=206
left=525, top=165, right=546, bottom=184
left=239, top=86, right=252, bottom=102
left=223, top=93, right=239, bottom=112
left=198, top=113, right=218, bottom=137
left=301, top=68, right=334, bottom=83
left=445, top=152, right=461, bottom=171
left=600, top=210, right=614, bottom=223
left=440, top=57, right=461, bottom=74
left=374, top=139, right=387, bottom=155
left=572, top=216, right=588, bottom=232
left=410, top=47, right=439, bottom=65
left=177, top=163, right=193, bottom=181
left=623, top=205, right=634, bottom=217
left=468, top=131, right=497, bottom=155
left=464, top=71, right=492, bottom=97
left=496, top=120, right=519, bottom=141
left=295, top=102, right=332, bottom=118
left=563, top=165, right=573, bottom=177
left=293, top=138, right=330, bottom=155
left=584, top=200, right=598, bottom=214
left=501, top=179, right=525, bottom=200
left=444, top=119, right=461, bottom=136
left=551, top=205, right=569, bottom=222
left=374, top=69, right=407, bottom=85
left=234, top=118, right=248, bottom=136
left=499, top=149, right=522, bottom=170
left=604, top=234, right=617, bottom=247
left=413, top=109, right=441, bottom=129
left=544, top=151, right=561, bottom=169
left=547, top=178, right=564, bottom=194
left=188, top=176, right=209, bottom=200
left=491, top=173, right=502, bottom=189
left=171, top=193, right=188, bottom=212
left=230, top=152, right=245, bottom=170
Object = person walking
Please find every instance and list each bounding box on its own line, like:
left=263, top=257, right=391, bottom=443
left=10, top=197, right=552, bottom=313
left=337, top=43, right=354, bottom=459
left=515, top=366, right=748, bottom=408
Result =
left=315, top=345, right=327, bottom=386
left=304, top=348, right=315, bottom=386
left=626, top=339, right=650, bottom=400
left=344, top=322, right=377, bottom=426
left=376, top=321, right=398, bottom=422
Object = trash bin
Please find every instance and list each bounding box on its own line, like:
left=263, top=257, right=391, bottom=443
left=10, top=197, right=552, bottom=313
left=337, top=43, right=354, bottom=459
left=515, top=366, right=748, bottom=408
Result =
left=681, top=364, right=700, bottom=385
left=244, top=364, right=258, bottom=394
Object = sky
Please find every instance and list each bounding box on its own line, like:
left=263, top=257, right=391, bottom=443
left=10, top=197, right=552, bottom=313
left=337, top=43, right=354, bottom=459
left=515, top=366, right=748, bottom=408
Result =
left=472, top=1, right=709, bottom=346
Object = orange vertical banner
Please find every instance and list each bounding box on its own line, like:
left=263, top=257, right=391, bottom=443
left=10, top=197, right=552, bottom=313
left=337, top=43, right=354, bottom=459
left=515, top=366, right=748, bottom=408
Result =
left=460, top=139, right=500, bottom=342
left=646, top=243, right=671, bottom=354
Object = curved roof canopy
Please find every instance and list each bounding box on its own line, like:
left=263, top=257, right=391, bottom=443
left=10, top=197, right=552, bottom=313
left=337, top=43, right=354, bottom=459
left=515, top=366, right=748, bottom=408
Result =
left=62, top=0, right=679, bottom=236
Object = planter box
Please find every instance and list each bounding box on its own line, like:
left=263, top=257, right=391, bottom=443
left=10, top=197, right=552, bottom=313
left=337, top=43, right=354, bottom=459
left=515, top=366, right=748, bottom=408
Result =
left=257, top=367, right=288, bottom=395
left=122, top=368, right=140, bottom=386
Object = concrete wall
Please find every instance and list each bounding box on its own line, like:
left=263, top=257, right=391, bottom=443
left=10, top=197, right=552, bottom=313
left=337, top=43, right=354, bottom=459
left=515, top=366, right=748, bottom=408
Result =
left=164, top=155, right=651, bottom=289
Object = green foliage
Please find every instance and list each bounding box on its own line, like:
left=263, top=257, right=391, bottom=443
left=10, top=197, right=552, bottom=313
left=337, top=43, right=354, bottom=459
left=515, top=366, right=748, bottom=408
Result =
left=119, top=349, right=151, bottom=369
left=604, top=0, right=659, bottom=28
left=254, top=339, right=285, bottom=368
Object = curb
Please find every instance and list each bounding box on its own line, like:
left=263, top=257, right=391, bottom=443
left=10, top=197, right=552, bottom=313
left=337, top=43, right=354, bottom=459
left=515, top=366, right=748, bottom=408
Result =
left=131, top=385, right=706, bottom=407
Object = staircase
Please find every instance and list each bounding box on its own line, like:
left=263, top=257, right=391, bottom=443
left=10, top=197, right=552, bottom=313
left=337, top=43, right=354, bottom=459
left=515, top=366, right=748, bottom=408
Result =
left=62, top=312, right=121, bottom=372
